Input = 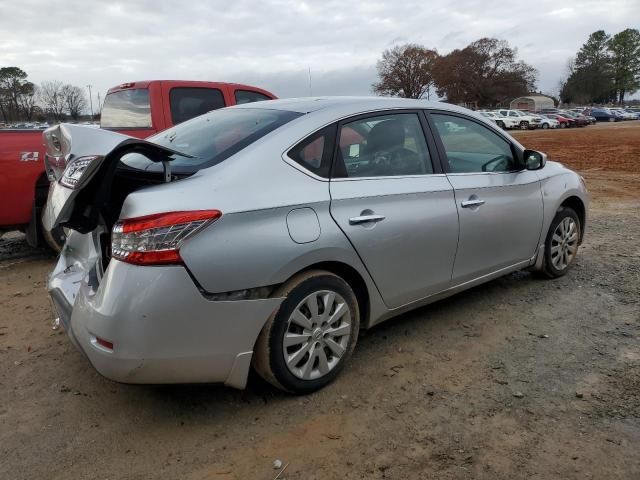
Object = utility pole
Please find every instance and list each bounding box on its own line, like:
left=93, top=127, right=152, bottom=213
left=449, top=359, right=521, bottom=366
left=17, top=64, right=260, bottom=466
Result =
left=86, top=84, right=94, bottom=120
left=308, top=67, right=312, bottom=96
left=97, top=92, right=101, bottom=115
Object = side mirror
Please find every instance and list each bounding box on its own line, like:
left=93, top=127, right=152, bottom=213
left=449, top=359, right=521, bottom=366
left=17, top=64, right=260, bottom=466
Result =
left=524, top=149, right=546, bottom=170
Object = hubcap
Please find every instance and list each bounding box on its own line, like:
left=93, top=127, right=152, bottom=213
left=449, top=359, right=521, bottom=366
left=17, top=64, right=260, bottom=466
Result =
left=550, top=217, right=578, bottom=271
left=283, top=290, right=352, bottom=380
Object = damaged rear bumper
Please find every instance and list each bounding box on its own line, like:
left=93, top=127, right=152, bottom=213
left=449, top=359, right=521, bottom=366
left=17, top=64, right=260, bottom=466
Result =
left=48, top=232, right=283, bottom=389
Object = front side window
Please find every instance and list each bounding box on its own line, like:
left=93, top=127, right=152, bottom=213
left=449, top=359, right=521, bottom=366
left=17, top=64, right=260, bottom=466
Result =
left=101, top=88, right=151, bottom=128
left=169, top=87, right=225, bottom=125
left=333, top=113, right=433, bottom=178
left=431, top=114, right=518, bottom=173
left=235, top=90, right=272, bottom=105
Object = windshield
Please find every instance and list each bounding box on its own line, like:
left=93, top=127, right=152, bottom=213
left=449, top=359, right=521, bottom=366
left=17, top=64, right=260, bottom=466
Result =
left=123, top=108, right=302, bottom=171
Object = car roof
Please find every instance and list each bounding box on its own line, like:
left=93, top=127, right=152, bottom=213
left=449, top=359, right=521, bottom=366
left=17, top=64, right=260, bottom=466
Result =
left=231, top=96, right=473, bottom=116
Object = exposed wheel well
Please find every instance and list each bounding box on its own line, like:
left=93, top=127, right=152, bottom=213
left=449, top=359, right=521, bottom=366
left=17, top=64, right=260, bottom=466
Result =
left=560, top=196, right=586, bottom=243
left=35, top=172, right=51, bottom=206
left=297, top=261, right=370, bottom=329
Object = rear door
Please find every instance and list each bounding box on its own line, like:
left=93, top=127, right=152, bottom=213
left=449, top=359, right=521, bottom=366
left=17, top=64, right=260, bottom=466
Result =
left=427, top=112, right=543, bottom=284
left=329, top=111, right=459, bottom=309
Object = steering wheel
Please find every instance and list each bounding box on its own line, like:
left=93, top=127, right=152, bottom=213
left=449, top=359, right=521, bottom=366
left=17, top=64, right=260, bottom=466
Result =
left=481, top=155, right=509, bottom=172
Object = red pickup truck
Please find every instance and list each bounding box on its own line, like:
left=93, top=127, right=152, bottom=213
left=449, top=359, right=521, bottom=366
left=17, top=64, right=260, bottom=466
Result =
left=0, top=80, right=276, bottom=250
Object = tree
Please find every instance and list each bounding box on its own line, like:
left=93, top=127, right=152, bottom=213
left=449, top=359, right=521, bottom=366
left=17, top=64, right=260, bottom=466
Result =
left=560, top=30, right=615, bottom=104
left=0, top=67, right=31, bottom=121
left=39, top=80, right=66, bottom=121
left=433, top=38, right=536, bottom=107
left=608, top=28, right=640, bottom=104
left=61, top=84, right=87, bottom=120
left=17, top=83, right=38, bottom=121
left=373, top=44, right=440, bottom=99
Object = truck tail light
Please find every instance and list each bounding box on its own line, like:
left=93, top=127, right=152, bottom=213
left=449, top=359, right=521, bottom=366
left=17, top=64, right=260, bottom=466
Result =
left=111, top=210, right=221, bottom=266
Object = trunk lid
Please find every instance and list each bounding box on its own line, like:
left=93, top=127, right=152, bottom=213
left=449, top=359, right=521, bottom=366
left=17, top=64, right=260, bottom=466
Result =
left=42, top=124, right=191, bottom=234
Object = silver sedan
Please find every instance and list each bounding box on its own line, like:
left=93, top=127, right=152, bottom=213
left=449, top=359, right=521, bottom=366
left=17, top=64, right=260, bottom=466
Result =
left=43, top=97, right=588, bottom=394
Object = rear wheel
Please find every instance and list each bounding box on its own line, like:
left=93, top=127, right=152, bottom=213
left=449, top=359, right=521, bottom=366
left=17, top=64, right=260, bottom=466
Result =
left=520, top=121, right=529, bottom=130
left=541, top=207, right=581, bottom=278
left=253, top=270, right=360, bottom=394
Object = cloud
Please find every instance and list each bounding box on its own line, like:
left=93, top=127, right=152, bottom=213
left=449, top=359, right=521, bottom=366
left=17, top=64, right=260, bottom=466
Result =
left=1, top=0, right=638, bottom=103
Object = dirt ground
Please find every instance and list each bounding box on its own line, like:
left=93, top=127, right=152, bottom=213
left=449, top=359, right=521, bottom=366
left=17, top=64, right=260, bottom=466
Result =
left=1, top=122, right=639, bottom=480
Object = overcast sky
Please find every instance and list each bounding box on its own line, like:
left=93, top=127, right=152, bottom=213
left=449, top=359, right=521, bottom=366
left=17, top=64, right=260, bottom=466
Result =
left=1, top=0, right=638, bottom=106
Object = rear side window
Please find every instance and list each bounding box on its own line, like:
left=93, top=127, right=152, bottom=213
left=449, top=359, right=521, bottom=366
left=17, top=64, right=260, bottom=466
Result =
left=101, top=89, right=151, bottom=128
left=333, top=113, right=433, bottom=178
left=235, top=90, right=272, bottom=105
left=170, top=87, right=225, bottom=125
left=287, top=126, right=336, bottom=178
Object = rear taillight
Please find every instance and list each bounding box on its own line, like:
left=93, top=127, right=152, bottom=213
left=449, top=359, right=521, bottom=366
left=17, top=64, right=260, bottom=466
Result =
left=60, top=155, right=101, bottom=188
left=111, top=210, right=221, bottom=266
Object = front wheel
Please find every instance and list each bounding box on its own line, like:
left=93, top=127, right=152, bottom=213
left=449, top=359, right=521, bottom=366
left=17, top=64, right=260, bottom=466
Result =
left=253, top=270, right=360, bottom=394
left=542, top=123, right=549, bottom=129
left=541, top=207, right=581, bottom=278
left=520, top=121, right=529, bottom=130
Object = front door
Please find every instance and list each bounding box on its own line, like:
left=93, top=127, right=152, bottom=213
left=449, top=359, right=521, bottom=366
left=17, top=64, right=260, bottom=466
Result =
left=429, top=112, right=544, bottom=284
left=329, top=111, right=459, bottom=309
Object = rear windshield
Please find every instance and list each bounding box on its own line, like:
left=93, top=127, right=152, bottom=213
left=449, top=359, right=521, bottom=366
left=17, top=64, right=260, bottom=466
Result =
left=101, top=89, right=152, bottom=128
left=124, top=108, right=302, bottom=171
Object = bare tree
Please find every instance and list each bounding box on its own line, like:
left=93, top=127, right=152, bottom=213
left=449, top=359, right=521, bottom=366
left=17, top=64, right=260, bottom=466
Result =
left=61, top=84, right=87, bottom=120
left=39, top=80, right=66, bottom=121
left=373, top=44, right=440, bottom=99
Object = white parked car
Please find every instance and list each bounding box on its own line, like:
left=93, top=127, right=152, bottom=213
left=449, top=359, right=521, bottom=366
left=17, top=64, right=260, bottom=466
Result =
left=611, top=108, right=638, bottom=120
left=534, top=114, right=559, bottom=129
left=497, top=110, right=543, bottom=130
left=479, top=111, right=519, bottom=129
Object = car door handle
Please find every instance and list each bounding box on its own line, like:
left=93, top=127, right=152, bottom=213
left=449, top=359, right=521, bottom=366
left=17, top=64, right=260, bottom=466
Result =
left=349, top=214, right=386, bottom=225
left=461, top=199, right=486, bottom=208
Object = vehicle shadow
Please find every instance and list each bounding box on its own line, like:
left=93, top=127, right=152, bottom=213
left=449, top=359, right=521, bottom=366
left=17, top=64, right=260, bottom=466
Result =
left=133, top=268, right=546, bottom=414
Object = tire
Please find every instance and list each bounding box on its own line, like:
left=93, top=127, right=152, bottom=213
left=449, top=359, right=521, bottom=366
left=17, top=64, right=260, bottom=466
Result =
left=542, top=123, right=549, bottom=129
left=560, top=122, right=566, bottom=128
left=608, top=117, right=615, bottom=122
left=520, top=121, right=529, bottom=130
left=253, top=270, right=360, bottom=394
left=497, top=121, right=505, bottom=129
left=541, top=207, right=581, bottom=278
